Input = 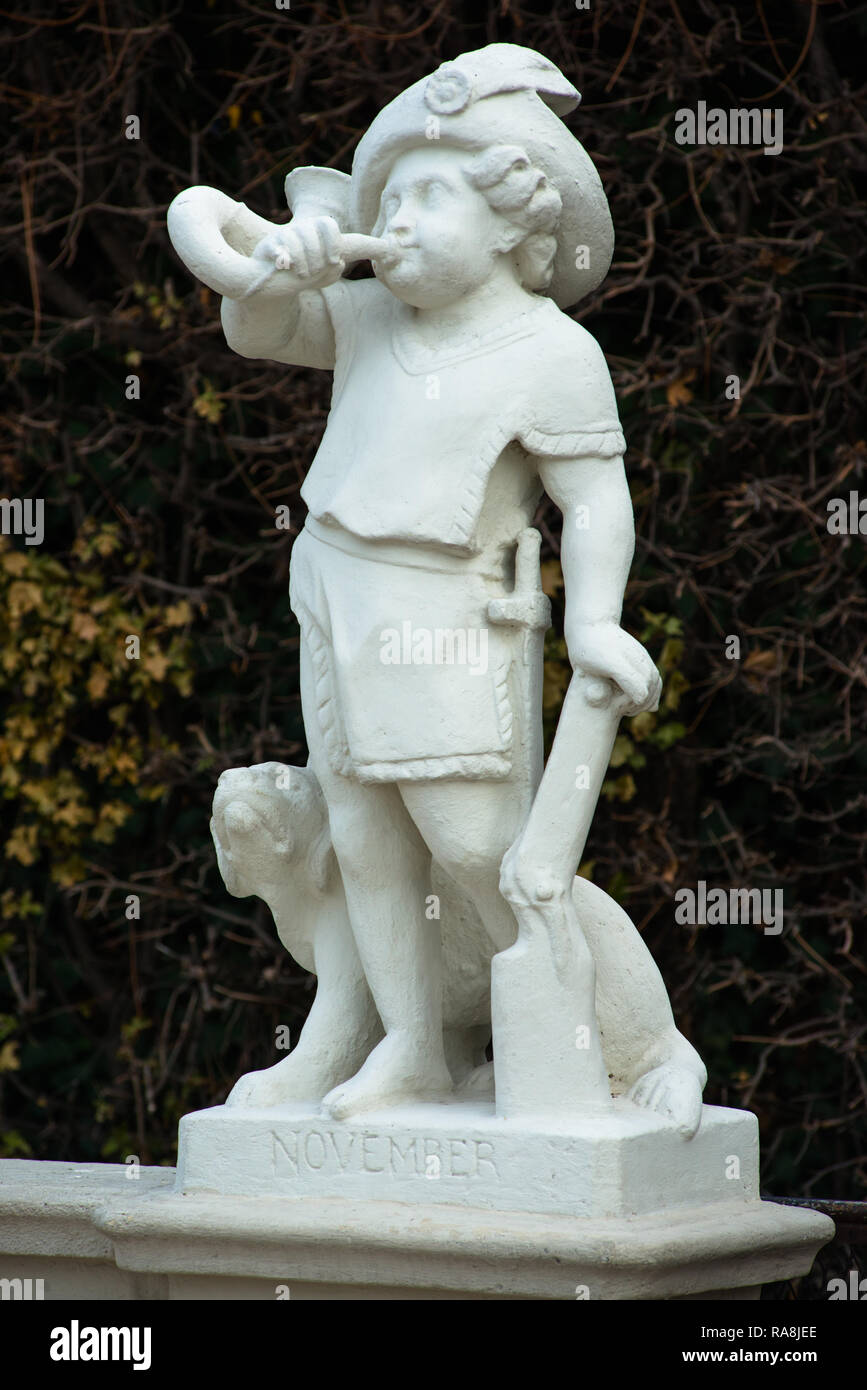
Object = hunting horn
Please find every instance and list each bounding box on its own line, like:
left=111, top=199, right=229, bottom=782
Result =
left=167, top=166, right=392, bottom=301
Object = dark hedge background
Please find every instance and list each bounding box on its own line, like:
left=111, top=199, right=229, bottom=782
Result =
left=1, top=0, right=865, bottom=1237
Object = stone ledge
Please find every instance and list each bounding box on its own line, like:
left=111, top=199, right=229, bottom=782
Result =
left=0, top=1160, right=173, bottom=1260
left=0, top=1159, right=835, bottom=1300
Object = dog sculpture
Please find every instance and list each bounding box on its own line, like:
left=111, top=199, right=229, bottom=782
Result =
left=211, top=762, right=706, bottom=1133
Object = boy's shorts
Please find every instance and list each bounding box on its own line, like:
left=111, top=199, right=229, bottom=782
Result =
left=289, top=519, right=525, bottom=783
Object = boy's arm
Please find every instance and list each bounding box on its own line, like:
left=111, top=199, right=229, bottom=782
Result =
left=538, top=453, right=660, bottom=711
left=221, top=288, right=335, bottom=370
left=167, top=188, right=343, bottom=369
left=219, top=214, right=352, bottom=370
left=497, top=454, right=659, bottom=908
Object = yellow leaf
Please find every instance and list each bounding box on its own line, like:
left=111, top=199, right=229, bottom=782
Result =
left=540, top=560, right=564, bottom=597
left=93, top=803, right=132, bottom=843
left=72, top=611, right=100, bottom=641
left=93, top=529, right=120, bottom=557
left=164, top=600, right=192, bottom=627
left=7, top=581, right=43, bottom=618
left=52, top=857, right=87, bottom=888
left=609, top=734, right=633, bottom=768
left=110, top=751, right=138, bottom=778
left=755, top=247, right=798, bottom=276
left=55, top=800, right=93, bottom=828
left=659, top=636, right=685, bottom=672
left=193, top=383, right=225, bottom=424
left=662, top=670, right=690, bottom=713
left=20, top=780, right=55, bottom=812
left=227, top=103, right=242, bottom=130
left=1, top=551, right=29, bottom=576
left=630, top=711, right=656, bottom=740
left=743, top=647, right=782, bottom=692
left=6, top=714, right=37, bottom=740
left=666, top=370, right=695, bottom=408
left=87, top=666, right=111, bottom=699
left=0, top=1041, right=20, bottom=1073
left=5, top=824, right=38, bottom=867
left=601, top=772, right=637, bottom=803
left=744, top=648, right=779, bottom=673
left=142, top=650, right=170, bottom=680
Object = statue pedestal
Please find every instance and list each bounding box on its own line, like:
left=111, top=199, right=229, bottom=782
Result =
left=177, top=1098, right=759, bottom=1218
left=0, top=1101, right=834, bottom=1301
left=0, top=1145, right=833, bottom=1300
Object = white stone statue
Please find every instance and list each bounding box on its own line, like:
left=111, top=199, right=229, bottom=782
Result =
left=0, top=42, right=837, bottom=1311
left=169, top=42, right=707, bottom=1138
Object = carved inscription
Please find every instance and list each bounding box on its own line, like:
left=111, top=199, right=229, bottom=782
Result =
left=271, top=1128, right=500, bottom=1180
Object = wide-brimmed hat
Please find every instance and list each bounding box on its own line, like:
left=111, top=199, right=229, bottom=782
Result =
left=347, top=43, right=614, bottom=310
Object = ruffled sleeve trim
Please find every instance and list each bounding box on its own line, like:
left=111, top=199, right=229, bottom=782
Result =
left=517, top=423, right=626, bottom=460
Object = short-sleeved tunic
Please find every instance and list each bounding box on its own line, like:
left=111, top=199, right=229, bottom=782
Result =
left=289, top=277, right=625, bottom=783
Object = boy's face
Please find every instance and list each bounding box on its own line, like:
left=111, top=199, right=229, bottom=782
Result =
left=371, top=146, right=520, bottom=309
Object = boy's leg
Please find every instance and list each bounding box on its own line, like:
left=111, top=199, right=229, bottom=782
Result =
left=399, top=777, right=525, bottom=955
left=401, top=778, right=705, bottom=1132
left=226, top=906, right=382, bottom=1107
left=299, top=642, right=452, bottom=1118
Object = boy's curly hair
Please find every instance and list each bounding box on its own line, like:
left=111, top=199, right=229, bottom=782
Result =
left=460, top=144, right=563, bottom=292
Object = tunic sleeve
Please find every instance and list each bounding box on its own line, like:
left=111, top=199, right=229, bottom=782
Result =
left=516, top=325, right=626, bottom=461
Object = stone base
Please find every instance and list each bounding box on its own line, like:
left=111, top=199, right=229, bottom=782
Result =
left=0, top=1101, right=835, bottom=1300
left=177, top=1098, right=759, bottom=1219
left=0, top=1157, right=832, bottom=1300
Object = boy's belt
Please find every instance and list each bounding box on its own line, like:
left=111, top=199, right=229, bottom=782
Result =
left=303, top=514, right=508, bottom=583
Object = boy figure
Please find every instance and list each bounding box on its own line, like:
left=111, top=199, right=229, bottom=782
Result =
left=200, top=46, right=674, bottom=1119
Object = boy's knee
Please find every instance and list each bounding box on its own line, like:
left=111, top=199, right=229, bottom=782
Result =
left=328, top=816, right=372, bottom=871
left=328, top=808, right=404, bottom=881
left=435, top=842, right=504, bottom=889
